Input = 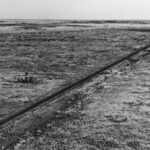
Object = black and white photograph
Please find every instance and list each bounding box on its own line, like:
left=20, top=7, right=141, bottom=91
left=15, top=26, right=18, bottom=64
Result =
left=0, top=0, right=150, bottom=149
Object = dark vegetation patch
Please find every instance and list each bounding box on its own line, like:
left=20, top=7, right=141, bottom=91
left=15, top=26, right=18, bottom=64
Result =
left=83, top=136, right=119, bottom=149
left=17, top=73, right=38, bottom=84
left=125, top=28, right=150, bottom=32
left=127, top=141, right=140, bottom=149
left=69, top=20, right=149, bottom=24
left=0, top=23, right=39, bottom=27
left=124, top=101, right=144, bottom=107
left=65, top=24, right=92, bottom=27
left=0, top=22, right=64, bottom=30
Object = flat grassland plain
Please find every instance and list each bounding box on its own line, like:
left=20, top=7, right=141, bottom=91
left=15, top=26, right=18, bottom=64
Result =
left=0, top=20, right=150, bottom=119
left=1, top=20, right=150, bottom=149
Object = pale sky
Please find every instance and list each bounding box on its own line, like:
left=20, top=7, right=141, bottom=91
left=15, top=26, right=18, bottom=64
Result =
left=0, top=0, right=150, bottom=20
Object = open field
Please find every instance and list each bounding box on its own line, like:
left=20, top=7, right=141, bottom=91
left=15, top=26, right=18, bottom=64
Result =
left=1, top=20, right=150, bottom=120
left=0, top=20, right=150, bottom=149
left=11, top=53, right=150, bottom=150
left=12, top=50, right=150, bottom=150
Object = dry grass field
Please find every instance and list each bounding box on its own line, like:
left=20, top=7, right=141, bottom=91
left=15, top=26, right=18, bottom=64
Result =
left=14, top=55, right=150, bottom=150
left=0, top=20, right=150, bottom=149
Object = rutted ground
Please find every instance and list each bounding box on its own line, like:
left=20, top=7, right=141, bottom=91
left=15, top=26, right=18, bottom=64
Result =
left=1, top=21, right=150, bottom=119
left=12, top=52, right=150, bottom=150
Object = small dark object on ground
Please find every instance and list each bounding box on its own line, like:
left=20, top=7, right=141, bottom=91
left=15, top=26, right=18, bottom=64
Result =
left=105, top=114, right=128, bottom=123
left=17, top=76, right=37, bottom=84
left=17, top=73, right=37, bottom=84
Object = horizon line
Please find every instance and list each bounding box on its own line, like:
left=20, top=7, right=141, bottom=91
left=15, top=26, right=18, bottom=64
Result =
left=0, top=18, right=150, bottom=21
